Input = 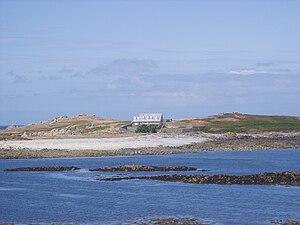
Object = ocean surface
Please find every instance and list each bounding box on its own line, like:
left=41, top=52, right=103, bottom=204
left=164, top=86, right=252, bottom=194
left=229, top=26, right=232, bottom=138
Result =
left=0, top=149, right=299, bottom=225
left=0, top=125, right=23, bottom=129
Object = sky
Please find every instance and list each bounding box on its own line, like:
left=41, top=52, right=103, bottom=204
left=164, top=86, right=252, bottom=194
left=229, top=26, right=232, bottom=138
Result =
left=0, top=0, right=300, bottom=124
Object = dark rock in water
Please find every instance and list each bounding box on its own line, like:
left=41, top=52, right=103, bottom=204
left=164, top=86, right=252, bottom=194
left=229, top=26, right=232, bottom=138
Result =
left=4, top=166, right=80, bottom=172
left=124, top=217, right=211, bottom=225
left=90, top=165, right=197, bottom=172
left=97, top=176, right=141, bottom=181
left=97, top=171, right=300, bottom=186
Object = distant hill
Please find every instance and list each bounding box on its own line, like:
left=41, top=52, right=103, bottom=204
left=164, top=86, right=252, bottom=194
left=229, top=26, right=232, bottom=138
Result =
left=177, top=113, right=300, bottom=133
left=0, top=114, right=130, bottom=138
left=1, top=113, right=299, bottom=139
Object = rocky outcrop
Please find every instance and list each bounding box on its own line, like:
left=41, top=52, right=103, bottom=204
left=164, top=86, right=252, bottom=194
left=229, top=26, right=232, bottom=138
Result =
left=7, top=124, right=19, bottom=130
left=171, top=135, right=300, bottom=151
left=4, top=166, right=80, bottom=172
left=124, top=217, right=210, bottom=225
left=90, top=165, right=198, bottom=172
left=21, top=126, right=78, bottom=137
left=97, top=171, right=300, bottom=186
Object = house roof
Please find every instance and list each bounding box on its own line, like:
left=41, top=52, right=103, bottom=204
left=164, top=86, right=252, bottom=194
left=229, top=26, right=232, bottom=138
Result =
left=132, top=113, right=163, bottom=123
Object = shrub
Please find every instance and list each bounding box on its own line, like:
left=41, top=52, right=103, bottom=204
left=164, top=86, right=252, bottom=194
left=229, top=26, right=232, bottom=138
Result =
left=135, top=124, right=158, bottom=133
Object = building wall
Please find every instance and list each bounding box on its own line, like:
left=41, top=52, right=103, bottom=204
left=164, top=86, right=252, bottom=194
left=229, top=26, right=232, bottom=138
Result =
left=132, top=113, right=163, bottom=125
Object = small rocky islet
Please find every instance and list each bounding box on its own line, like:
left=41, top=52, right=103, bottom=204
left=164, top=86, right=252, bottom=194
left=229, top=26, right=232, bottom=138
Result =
left=2, top=165, right=199, bottom=172
left=97, top=171, right=300, bottom=186
left=3, top=165, right=300, bottom=186
left=3, top=166, right=80, bottom=172
left=90, top=165, right=199, bottom=172
left=122, top=217, right=300, bottom=225
left=121, top=217, right=211, bottom=225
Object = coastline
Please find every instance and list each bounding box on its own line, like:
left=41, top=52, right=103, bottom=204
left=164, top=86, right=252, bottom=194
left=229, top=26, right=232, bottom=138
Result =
left=0, top=134, right=299, bottom=159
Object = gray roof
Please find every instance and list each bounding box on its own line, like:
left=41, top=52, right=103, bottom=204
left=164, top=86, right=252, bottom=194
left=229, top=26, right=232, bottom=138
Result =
left=132, top=113, right=163, bottom=123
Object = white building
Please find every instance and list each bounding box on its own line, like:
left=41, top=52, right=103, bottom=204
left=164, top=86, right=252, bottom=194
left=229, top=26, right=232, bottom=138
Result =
left=131, top=113, right=163, bottom=126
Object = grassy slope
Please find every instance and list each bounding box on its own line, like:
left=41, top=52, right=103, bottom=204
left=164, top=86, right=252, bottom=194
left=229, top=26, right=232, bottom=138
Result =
left=0, top=115, right=131, bottom=137
left=202, top=113, right=300, bottom=133
left=1, top=114, right=299, bottom=137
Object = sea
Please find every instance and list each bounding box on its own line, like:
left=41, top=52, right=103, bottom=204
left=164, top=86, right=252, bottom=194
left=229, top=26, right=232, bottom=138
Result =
left=0, top=149, right=299, bottom=225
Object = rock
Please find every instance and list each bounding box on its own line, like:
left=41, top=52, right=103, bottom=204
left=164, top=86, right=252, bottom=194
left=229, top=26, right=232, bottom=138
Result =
left=97, top=171, right=300, bottom=186
left=86, top=123, right=94, bottom=129
left=7, top=124, right=18, bottom=129
left=123, top=217, right=209, bottom=225
left=4, top=166, right=80, bottom=172
left=90, top=165, right=197, bottom=172
left=21, top=132, right=28, bottom=137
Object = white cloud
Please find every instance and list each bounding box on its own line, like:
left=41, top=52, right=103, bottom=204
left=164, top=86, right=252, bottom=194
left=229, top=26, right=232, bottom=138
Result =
left=229, top=69, right=267, bottom=76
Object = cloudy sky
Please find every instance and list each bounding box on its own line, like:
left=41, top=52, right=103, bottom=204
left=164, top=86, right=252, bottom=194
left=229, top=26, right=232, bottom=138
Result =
left=0, top=0, right=300, bottom=124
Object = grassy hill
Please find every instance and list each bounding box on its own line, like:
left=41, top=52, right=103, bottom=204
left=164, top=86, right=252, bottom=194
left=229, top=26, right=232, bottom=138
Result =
left=0, top=114, right=131, bottom=138
left=1, top=113, right=299, bottom=139
left=200, top=113, right=300, bottom=133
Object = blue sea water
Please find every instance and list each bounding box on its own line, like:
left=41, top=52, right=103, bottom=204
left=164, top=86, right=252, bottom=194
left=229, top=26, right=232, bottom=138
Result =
left=0, top=149, right=299, bottom=224
left=0, top=125, right=23, bottom=129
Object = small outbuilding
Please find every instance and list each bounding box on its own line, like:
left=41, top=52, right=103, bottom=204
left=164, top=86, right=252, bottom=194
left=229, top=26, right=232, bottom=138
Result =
left=131, top=113, right=163, bottom=126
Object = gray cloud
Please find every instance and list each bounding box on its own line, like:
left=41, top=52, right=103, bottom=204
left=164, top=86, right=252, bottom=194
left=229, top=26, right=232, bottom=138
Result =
left=40, top=75, right=63, bottom=80
left=13, top=74, right=28, bottom=83
left=59, top=67, right=75, bottom=73
left=5, top=71, right=15, bottom=76
left=70, top=72, right=85, bottom=78
left=87, top=59, right=157, bottom=77
left=3, top=71, right=28, bottom=83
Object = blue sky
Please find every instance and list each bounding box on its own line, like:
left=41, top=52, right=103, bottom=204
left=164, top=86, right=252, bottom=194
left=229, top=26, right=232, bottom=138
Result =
left=0, top=0, right=300, bottom=124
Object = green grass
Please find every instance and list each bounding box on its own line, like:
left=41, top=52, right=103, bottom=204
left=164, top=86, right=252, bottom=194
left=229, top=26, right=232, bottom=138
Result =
left=0, top=135, right=31, bottom=141
left=92, top=126, right=110, bottom=131
left=203, top=114, right=300, bottom=133
left=112, top=121, right=131, bottom=128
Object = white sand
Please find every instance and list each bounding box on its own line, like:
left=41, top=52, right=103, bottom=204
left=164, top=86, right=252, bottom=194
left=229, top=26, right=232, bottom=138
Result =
left=0, top=134, right=207, bottom=151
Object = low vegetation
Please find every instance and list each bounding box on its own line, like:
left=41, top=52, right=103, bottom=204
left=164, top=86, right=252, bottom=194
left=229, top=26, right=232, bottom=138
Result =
left=1, top=113, right=299, bottom=138
left=0, top=115, right=126, bottom=138
left=202, top=113, right=300, bottom=133
left=135, top=124, right=159, bottom=133
left=0, top=135, right=30, bottom=141
left=91, top=126, right=110, bottom=131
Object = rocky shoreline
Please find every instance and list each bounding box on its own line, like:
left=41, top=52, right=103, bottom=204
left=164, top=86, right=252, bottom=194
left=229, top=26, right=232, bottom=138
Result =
left=3, top=166, right=80, bottom=172
left=2, top=165, right=200, bottom=172
left=120, top=217, right=211, bottom=225
left=120, top=217, right=300, bottom=225
left=0, top=135, right=299, bottom=159
left=90, top=165, right=198, bottom=172
left=170, top=135, right=300, bottom=151
left=0, top=218, right=298, bottom=225
left=97, top=171, right=300, bottom=186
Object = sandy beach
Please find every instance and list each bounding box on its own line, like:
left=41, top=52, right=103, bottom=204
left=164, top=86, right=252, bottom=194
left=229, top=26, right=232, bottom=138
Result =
left=0, top=133, right=299, bottom=159
left=0, top=134, right=207, bottom=151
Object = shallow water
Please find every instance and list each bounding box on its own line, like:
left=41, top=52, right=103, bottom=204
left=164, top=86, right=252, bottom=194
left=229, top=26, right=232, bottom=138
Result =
left=0, top=149, right=299, bottom=224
